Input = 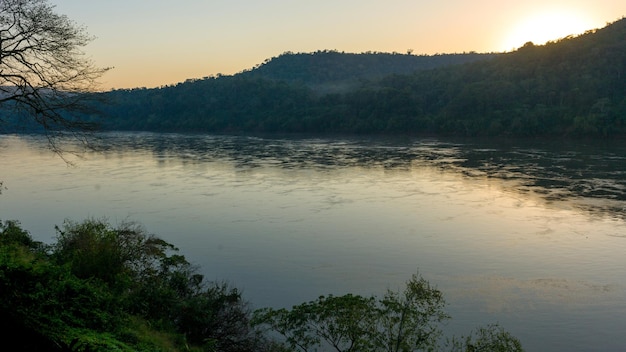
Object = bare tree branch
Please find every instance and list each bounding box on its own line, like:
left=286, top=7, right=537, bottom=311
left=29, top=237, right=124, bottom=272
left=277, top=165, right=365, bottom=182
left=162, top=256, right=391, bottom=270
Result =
left=0, top=0, right=111, bottom=156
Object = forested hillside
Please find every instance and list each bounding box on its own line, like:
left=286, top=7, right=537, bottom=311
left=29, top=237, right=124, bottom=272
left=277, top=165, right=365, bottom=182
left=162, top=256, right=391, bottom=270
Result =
left=72, top=18, right=626, bottom=137
left=239, top=50, right=495, bottom=93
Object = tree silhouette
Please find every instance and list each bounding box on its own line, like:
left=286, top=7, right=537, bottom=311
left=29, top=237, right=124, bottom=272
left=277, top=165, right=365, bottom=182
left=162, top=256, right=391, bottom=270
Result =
left=0, top=0, right=109, bottom=153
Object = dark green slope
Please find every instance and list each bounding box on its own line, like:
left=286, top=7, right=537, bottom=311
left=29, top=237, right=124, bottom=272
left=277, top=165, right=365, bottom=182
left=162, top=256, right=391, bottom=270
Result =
left=238, top=50, right=496, bottom=93
left=93, top=17, right=626, bottom=137
left=326, top=17, right=626, bottom=136
left=95, top=50, right=498, bottom=133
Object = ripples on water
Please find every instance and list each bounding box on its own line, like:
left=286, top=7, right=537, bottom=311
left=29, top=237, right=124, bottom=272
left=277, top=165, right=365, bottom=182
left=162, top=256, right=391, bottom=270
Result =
left=2, top=132, right=626, bottom=351
left=94, top=132, right=626, bottom=220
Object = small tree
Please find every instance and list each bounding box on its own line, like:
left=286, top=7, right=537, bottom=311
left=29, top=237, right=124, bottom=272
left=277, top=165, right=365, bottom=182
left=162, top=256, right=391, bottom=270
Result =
left=254, top=294, right=377, bottom=352
left=373, top=273, right=449, bottom=351
left=0, top=0, right=109, bottom=153
left=253, top=272, right=449, bottom=352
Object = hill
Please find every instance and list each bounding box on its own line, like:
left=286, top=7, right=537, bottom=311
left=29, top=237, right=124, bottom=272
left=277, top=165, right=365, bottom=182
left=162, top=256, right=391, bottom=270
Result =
left=331, top=17, right=626, bottom=136
left=53, top=17, right=626, bottom=137
left=238, top=50, right=496, bottom=94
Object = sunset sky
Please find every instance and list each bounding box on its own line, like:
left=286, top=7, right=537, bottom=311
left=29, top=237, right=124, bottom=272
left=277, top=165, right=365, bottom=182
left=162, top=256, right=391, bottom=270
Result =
left=49, top=0, right=625, bottom=90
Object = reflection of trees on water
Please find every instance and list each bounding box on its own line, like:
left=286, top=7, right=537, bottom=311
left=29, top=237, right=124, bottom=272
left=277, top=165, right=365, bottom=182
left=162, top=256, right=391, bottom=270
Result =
left=435, top=139, right=626, bottom=220
left=100, top=132, right=626, bottom=219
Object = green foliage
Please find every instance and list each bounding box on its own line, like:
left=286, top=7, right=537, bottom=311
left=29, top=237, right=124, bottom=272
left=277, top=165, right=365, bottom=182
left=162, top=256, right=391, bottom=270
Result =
left=1, top=218, right=523, bottom=351
left=0, top=221, right=121, bottom=350
left=175, top=282, right=271, bottom=351
left=53, top=218, right=176, bottom=288
left=1, top=218, right=270, bottom=351
left=0, top=220, right=29, bottom=244
left=253, top=273, right=450, bottom=352
left=448, top=324, right=524, bottom=352
left=374, top=273, right=449, bottom=351
left=254, top=294, right=377, bottom=351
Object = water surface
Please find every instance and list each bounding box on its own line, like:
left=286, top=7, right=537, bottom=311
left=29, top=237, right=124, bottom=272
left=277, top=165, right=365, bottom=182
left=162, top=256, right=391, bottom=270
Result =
left=1, top=133, right=625, bottom=351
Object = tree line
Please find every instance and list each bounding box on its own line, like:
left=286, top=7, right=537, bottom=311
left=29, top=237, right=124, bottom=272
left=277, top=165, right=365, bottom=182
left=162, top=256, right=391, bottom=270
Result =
left=239, top=50, right=495, bottom=94
left=79, top=18, right=626, bottom=138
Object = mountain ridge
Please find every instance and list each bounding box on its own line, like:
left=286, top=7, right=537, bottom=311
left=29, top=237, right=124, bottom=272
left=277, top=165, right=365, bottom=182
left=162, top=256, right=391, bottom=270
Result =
left=236, top=50, right=497, bottom=93
left=4, top=18, right=625, bottom=138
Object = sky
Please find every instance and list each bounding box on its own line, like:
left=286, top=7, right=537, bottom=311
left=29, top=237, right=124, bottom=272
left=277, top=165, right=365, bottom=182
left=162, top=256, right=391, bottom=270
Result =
left=49, top=0, right=626, bottom=90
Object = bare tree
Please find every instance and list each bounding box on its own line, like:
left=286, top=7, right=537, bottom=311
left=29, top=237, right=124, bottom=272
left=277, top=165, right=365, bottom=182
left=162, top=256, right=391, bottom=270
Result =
left=0, top=0, right=110, bottom=153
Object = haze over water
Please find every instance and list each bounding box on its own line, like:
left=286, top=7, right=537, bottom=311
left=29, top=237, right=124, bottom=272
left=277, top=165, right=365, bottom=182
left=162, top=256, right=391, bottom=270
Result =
left=1, top=132, right=625, bottom=351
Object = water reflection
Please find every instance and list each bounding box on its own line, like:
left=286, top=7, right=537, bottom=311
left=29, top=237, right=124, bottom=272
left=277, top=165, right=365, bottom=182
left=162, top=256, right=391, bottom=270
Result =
left=90, top=132, right=626, bottom=219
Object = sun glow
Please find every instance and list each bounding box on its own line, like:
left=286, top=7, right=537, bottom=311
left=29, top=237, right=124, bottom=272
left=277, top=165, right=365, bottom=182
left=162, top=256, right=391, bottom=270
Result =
left=502, top=11, right=598, bottom=52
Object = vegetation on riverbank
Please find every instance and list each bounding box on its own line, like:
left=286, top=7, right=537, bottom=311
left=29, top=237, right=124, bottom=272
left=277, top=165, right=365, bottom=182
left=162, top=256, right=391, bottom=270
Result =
left=1, top=218, right=523, bottom=351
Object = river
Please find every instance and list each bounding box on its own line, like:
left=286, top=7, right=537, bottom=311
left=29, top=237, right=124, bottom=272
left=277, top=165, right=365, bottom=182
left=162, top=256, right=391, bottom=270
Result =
left=1, top=132, right=625, bottom=351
